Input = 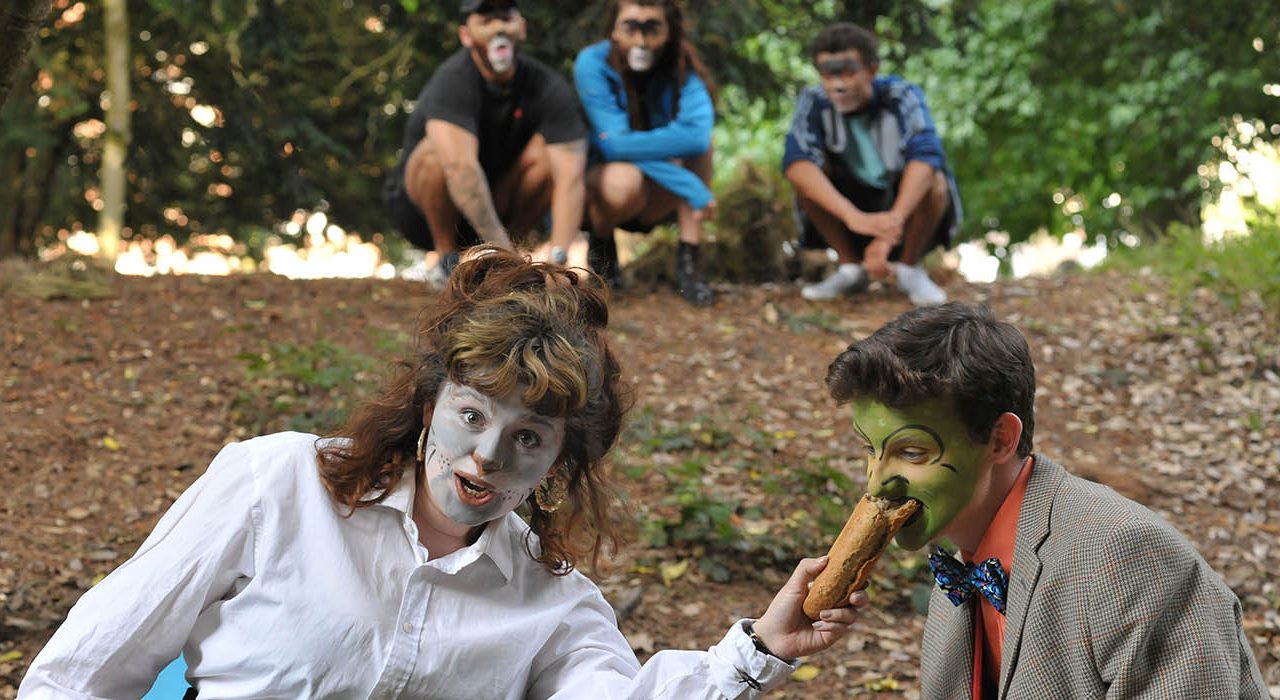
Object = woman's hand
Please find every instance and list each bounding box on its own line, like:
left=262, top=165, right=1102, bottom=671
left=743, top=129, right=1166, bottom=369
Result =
left=750, top=556, right=870, bottom=660
left=692, top=198, right=718, bottom=222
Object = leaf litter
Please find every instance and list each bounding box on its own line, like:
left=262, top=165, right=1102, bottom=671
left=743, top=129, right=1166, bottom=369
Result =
left=1, top=269, right=1277, bottom=697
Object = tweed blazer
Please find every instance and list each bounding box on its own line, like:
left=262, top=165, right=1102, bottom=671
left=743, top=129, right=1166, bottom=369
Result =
left=919, top=455, right=1267, bottom=699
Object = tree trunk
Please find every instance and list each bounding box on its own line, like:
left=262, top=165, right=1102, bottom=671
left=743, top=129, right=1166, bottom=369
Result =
left=0, top=0, right=52, bottom=110
left=98, top=0, right=130, bottom=262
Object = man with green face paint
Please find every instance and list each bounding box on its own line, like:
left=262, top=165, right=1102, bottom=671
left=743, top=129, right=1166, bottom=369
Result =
left=826, top=303, right=1266, bottom=699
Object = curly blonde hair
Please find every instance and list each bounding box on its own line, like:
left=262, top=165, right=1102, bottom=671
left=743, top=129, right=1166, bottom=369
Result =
left=317, top=248, right=631, bottom=573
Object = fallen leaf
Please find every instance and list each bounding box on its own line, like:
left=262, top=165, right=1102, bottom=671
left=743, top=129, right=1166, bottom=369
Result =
left=864, top=676, right=900, bottom=691
left=102, top=435, right=120, bottom=450
left=660, top=559, right=689, bottom=587
left=791, top=665, right=820, bottom=681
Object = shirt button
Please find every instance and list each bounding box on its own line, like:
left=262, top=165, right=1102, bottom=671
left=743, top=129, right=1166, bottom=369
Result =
left=403, top=622, right=413, bottom=633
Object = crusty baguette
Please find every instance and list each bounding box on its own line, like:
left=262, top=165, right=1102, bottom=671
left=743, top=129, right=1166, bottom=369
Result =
left=802, top=494, right=920, bottom=619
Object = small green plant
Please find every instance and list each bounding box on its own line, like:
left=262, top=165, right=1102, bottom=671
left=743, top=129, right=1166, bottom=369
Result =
left=624, top=410, right=736, bottom=456
left=638, top=456, right=752, bottom=578
left=232, top=339, right=383, bottom=434
left=783, top=308, right=846, bottom=335
left=624, top=161, right=799, bottom=285
left=1105, top=214, right=1280, bottom=318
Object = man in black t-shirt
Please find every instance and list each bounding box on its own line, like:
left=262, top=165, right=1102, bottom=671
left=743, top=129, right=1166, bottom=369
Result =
left=384, top=0, right=586, bottom=283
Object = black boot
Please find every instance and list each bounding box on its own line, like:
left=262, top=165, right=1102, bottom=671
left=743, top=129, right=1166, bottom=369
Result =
left=588, top=234, right=624, bottom=289
left=675, top=241, right=714, bottom=306
left=439, top=249, right=461, bottom=275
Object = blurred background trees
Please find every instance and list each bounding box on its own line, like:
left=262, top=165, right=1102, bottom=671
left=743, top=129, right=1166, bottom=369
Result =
left=0, top=0, right=1275, bottom=260
left=0, top=0, right=51, bottom=109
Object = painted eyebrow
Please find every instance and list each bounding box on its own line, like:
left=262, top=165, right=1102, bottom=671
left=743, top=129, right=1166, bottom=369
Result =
left=881, top=424, right=957, bottom=472
left=448, top=385, right=491, bottom=403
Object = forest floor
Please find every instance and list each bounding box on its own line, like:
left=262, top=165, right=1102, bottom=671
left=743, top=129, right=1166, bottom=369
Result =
left=2, top=262, right=1278, bottom=698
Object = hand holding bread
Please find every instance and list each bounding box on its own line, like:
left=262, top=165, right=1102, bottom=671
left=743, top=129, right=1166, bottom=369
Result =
left=751, top=557, right=870, bottom=661
left=802, top=494, right=921, bottom=620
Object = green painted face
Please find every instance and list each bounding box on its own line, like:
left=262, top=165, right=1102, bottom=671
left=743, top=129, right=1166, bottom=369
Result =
left=851, top=398, right=990, bottom=551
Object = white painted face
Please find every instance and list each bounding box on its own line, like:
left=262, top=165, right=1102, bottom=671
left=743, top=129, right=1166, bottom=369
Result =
left=627, top=46, right=654, bottom=72
left=611, top=3, right=668, bottom=74
left=423, top=381, right=567, bottom=527
left=486, top=36, right=514, bottom=74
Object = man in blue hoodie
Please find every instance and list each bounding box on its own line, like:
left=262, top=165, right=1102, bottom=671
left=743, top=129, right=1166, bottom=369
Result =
left=574, top=0, right=717, bottom=306
left=783, top=22, right=962, bottom=307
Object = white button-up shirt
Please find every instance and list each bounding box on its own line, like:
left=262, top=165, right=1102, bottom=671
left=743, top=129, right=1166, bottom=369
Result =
left=19, top=432, right=794, bottom=699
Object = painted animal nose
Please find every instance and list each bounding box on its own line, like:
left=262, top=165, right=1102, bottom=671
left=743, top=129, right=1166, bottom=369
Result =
left=473, top=452, right=503, bottom=473
left=872, top=472, right=910, bottom=500
left=472, top=432, right=505, bottom=473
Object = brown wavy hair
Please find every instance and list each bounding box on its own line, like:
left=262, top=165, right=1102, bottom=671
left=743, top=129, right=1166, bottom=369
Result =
left=604, top=0, right=718, bottom=130
left=316, top=248, right=632, bottom=574
left=825, top=303, right=1035, bottom=459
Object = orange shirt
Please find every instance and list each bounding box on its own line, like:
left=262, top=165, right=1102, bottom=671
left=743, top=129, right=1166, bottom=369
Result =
left=962, top=458, right=1033, bottom=699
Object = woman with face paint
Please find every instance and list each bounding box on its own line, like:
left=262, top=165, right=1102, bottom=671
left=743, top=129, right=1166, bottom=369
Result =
left=825, top=302, right=1266, bottom=699
left=574, top=0, right=720, bottom=306
left=21, top=249, right=869, bottom=699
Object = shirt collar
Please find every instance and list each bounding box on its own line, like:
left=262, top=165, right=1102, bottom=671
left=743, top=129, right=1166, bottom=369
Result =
left=964, top=457, right=1034, bottom=568
left=375, top=466, right=519, bottom=583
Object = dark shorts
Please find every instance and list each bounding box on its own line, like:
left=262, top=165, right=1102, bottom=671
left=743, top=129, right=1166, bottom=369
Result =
left=795, top=173, right=956, bottom=260
left=618, top=210, right=678, bottom=235
left=382, top=172, right=484, bottom=252
left=581, top=205, right=677, bottom=237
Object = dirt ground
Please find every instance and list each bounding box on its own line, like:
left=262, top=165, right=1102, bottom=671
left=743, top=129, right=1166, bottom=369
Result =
left=2, top=265, right=1278, bottom=698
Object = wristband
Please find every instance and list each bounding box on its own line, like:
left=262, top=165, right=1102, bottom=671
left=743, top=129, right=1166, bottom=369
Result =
left=741, top=619, right=793, bottom=663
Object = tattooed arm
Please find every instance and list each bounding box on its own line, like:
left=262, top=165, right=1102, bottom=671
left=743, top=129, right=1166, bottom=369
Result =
left=425, top=119, right=512, bottom=248
left=545, top=139, right=586, bottom=256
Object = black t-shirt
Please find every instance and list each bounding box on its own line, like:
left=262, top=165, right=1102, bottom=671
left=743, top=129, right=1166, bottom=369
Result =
left=394, top=48, right=584, bottom=182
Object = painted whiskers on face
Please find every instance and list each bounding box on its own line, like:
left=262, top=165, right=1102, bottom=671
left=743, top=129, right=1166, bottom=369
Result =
left=423, top=435, right=536, bottom=526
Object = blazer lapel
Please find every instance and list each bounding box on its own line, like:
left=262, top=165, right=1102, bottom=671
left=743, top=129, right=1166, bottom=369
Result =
left=998, top=455, right=1064, bottom=698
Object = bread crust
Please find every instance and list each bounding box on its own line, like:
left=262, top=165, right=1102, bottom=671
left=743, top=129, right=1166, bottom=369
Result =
left=802, top=494, right=920, bottom=619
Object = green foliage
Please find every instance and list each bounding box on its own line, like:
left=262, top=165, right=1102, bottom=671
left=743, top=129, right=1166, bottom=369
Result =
left=902, top=0, right=1278, bottom=243
left=623, top=161, right=798, bottom=285
left=1, top=0, right=947, bottom=255
left=1104, top=213, right=1280, bottom=316
left=231, top=338, right=382, bottom=434
left=782, top=307, right=845, bottom=335
left=4, top=0, right=1273, bottom=256
left=619, top=410, right=879, bottom=581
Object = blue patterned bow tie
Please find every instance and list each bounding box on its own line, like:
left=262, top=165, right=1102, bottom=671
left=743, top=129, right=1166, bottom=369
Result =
left=928, top=547, right=1009, bottom=615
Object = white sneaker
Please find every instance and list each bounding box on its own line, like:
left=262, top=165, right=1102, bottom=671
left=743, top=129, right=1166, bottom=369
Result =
left=801, top=264, right=870, bottom=300
left=401, top=261, right=449, bottom=290
left=893, top=263, right=947, bottom=306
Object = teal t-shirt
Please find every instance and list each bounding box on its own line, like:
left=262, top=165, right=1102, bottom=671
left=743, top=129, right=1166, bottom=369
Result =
left=840, top=113, right=889, bottom=189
